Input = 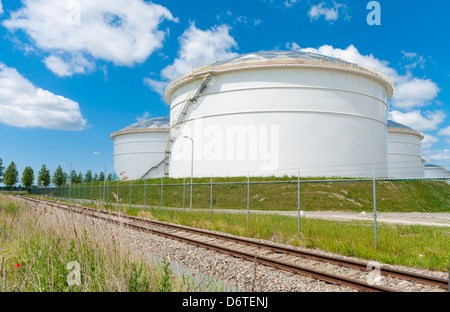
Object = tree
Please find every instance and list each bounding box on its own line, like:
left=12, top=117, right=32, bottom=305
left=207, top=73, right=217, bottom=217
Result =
left=84, top=170, right=93, bottom=183
left=0, top=158, right=4, bottom=183
left=77, top=172, right=83, bottom=184
left=21, top=166, right=34, bottom=189
left=70, top=170, right=77, bottom=183
left=37, top=164, right=51, bottom=188
left=52, top=165, right=66, bottom=187
left=107, top=173, right=113, bottom=182
left=98, top=172, right=105, bottom=182
left=4, top=161, right=19, bottom=189
left=93, top=173, right=99, bottom=182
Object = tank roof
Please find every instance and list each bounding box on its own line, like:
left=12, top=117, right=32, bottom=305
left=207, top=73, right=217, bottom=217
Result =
left=165, top=50, right=394, bottom=103
left=110, top=116, right=170, bottom=139
left=387, top=120, right=424, bottom=140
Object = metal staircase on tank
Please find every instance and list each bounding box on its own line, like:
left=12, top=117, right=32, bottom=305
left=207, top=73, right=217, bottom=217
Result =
left=139, top=73, right=215, bottom=179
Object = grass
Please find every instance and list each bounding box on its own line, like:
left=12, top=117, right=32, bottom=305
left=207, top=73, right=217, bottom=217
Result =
left=37, top=176, right=450, bottom=213
left=0, top=193, right=223, bottom=292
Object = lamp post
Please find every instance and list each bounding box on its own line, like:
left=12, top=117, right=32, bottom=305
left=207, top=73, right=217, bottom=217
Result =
left=94, top=152, right=107, bottom=202
left=61, top=162, right=73, bottom=199
left=184, top=135, right=194, bottom=209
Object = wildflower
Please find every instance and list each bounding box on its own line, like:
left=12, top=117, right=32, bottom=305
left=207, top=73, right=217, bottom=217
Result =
left=192, top=273, right=195, bottom=276
left=14, top=264, right=21, bottom=269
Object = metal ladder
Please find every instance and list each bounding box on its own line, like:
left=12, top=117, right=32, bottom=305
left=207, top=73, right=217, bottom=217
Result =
left=139, top=73, right=215, bottom=179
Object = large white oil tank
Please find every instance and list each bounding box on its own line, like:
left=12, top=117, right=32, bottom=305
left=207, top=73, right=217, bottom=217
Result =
left=164, top=51, right=394, bottom=178
left=424, top=164, right=447, bottom=178
left=110, top=117, right=169, bottom=180
left=387, top=120, right=424, bottom=178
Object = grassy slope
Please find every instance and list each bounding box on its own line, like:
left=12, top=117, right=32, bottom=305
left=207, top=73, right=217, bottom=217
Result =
left=56, top=177, right=450, bottom=213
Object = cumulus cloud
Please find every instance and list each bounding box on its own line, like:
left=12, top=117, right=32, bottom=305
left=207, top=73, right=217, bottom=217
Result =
left=308, top=1, right=350, bottom=22
left=145, top=23, right=238, bottom=96
left=421, top=134, right=439, bottom=149
left=392, top=78, right=439, bottom=110
left=3, top=0, right=177, bottom=76
left=0, top=1, right=3, bottom=15
left=288, top=44, right=440, bottom=111
left=388, top=110, right=446, bottom=132
left=0, top=63, right=86, bottom=130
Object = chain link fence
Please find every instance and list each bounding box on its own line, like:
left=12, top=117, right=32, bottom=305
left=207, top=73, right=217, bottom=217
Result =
left=29, top=176, right=450, bottom=270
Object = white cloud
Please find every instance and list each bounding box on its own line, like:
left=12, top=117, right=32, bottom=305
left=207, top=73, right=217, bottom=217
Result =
left=421, top=134, right=438, bottom=149
left=423, top=150, right=450, bottom=161
left=3, top=0, right=177, bottom=76
left=284, top=0, right=299, bottom=8
left=0, top=63, right=86, bottom=130
left=388, top=110, right=446, bottom=132
left=136, top=111, right=151, bottom=122
left=392, top=78, right=439, bottom=109
left=308, top=2, right=350, bottom=22
left=43, top=54, right=95, bottom=77
left=437, top=126, right=450, bottom=137
left=146, top=23, right=238, bottom=96
left=289, top=44, right=440, bottom=110
left=401, top=51, right=426, bottom=70
left=0, top=1, right=3, bottom=15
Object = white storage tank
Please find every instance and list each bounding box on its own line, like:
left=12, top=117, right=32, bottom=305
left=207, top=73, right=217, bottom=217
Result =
left=387, top=120, right=424, bottom=178
left=110, top=117, right=169, bottom=180
left=424, top=164, right=447, bottom=178
left=164, top=51, right=394, bottom=178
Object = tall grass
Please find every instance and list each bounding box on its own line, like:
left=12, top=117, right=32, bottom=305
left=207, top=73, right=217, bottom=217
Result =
left=0, top=194, right=214, bottom=292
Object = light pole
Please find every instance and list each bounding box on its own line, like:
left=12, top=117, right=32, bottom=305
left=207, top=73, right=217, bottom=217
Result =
left=61, top=162, right=73, bottom=199
left=94, top=152, right=107, bottom=202
left=184, top=135, right=194, bottom=209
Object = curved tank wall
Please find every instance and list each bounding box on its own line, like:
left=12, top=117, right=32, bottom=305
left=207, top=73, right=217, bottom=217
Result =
left=387, top=121, right=424, bottom=178
left=111, top=117, right=170, bottom=180
left=424, top=164, right=447, bottom=178
left=167, top=61, right=392, bottom=178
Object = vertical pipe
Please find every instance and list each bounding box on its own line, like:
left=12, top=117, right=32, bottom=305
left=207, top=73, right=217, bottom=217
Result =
left=373, top=164, right=378, bottom=248
left=144, top=180, right=147, bottom=211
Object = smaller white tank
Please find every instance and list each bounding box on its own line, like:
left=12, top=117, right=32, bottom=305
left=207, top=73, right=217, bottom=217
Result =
left=387, top=120, right=424, bottom=178
left=424, top=164, right=447, bottom=178
left=111, top=117, right=170, bottom=180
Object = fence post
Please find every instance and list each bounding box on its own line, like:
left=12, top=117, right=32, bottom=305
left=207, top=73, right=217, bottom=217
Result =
left=298, top=169, right=301, bottom=239
left=161, top=177, right=163, bottom=211
left=210, top=174, right=213, bottom=222
left=84, top=183, right=86, bottom=201
left=117, top=180, right=119, bottom=203
left=183, top=177, right=186, bottom=218
left=373, top=164, right=378, bottom=248
left=247, top=172, right=250, bottom=227
left=91, top=181, right=93, bottom=204
left=129, top=179, right=132, bottom=208
left=144, top=180, right=147, bottom=211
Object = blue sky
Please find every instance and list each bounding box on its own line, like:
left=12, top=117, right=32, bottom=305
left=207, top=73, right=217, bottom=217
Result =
left=0, top=0, right=449, bottom=185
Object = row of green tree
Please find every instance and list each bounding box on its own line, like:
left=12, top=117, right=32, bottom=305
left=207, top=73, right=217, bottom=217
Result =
left=0, top=158, right=112, bottom=189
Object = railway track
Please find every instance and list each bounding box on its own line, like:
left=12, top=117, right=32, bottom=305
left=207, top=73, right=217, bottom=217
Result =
left=15, top=195, right=449, bottom=292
